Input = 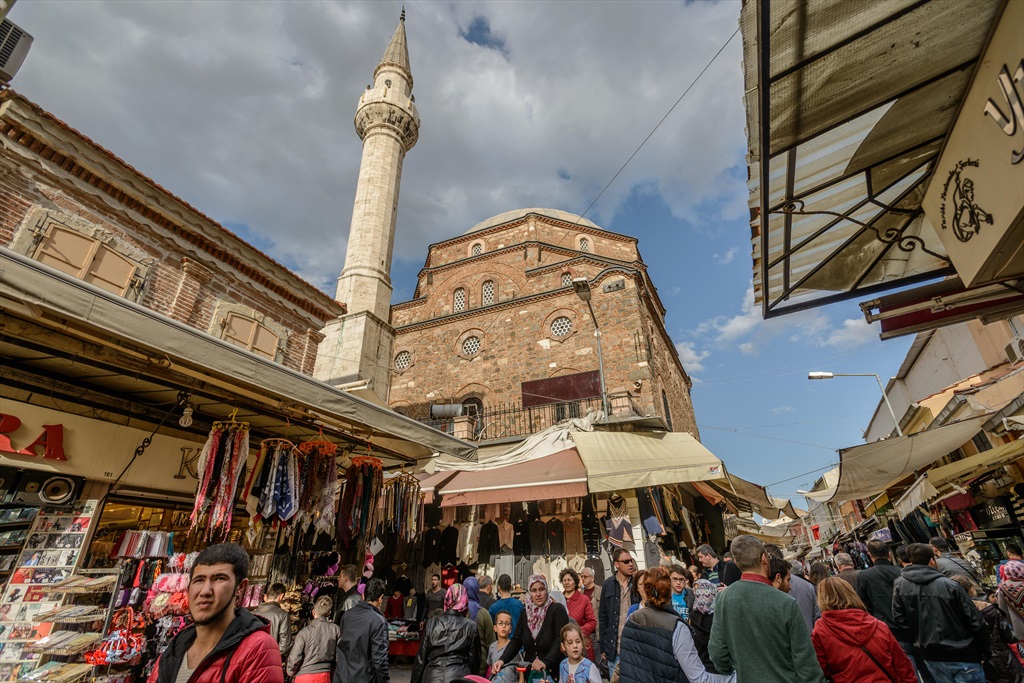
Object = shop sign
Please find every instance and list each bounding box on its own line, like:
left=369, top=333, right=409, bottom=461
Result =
left=0, top=413, right=67, bottom=461
left=869, top=528, right=892, bottom=543
left=971, top=496, right=1015, bottom=529
left=922, top=0, right=1024, bottom=287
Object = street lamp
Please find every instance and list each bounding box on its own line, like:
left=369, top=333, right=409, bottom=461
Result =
left=807, top=371, right=903, bottom=436
left=573, top=277, right=610, bottom=420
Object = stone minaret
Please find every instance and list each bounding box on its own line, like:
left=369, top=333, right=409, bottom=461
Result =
left=315, top=10, right=419, bottom=400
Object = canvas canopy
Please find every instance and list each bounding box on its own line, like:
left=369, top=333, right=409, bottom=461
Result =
left=571, top=431, right=723, bottom=493
left=926, top=439, right=1024, bottom=487
left=437, top=449, right=588, bottom=507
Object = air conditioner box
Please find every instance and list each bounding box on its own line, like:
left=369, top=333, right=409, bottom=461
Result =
left=0, top=19, right=33, bottom=83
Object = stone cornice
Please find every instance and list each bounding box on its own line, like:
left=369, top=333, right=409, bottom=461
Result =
left=417, top=240, right=638, bottom=279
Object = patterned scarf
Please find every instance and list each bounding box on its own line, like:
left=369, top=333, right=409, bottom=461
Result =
left=444, top=583, right=469, bottom=613
left=1000, top=560, right=1024, bottom=617
left=525, top=575, right=552, bottom=638
left=693, top=579, right=716, bottom=614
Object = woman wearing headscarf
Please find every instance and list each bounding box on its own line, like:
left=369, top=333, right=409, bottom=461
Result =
left=689, top=579, right=718, bottom=673
left=491, top=575, right=569, bottom=678
left=999, top=559, right=1024, bottom=642
left=464, top=576, right=495, bottom=676
left=618, top=567, right=734, bottom=683
left=411, top=583, right=480, bottom=683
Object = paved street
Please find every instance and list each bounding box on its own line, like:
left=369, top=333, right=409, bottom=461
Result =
left=390, top=664, right=413, bottom=683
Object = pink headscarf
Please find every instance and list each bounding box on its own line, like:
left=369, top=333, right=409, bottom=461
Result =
left=444, top=583, right=469, bottom=614
left=525, top=574, right=552, bottom=638
left=1000, top=560, right=1024, bottom=617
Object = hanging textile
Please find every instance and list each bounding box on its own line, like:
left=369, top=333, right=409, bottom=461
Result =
left=190, top=417, right=250, bottom=541
left=338, top=456, right=383, bottom=549
left=297, top=439, right=339, bottom=534
left=254, top=439, right=300, bottom=524
left=380, top=472, right=423, bottom=543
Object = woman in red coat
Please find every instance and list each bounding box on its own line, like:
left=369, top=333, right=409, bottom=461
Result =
left=811, top=577, right=915, bottom=683
left=560, top=568, right=597, bottom=661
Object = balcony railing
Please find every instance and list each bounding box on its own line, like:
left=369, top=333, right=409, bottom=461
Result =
left=420, top=392, right=650, bottom=441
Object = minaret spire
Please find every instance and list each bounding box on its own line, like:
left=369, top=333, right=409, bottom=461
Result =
left=314, top=10, right=421, bottom=401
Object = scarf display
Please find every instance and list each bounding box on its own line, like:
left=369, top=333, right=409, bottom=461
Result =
left=338, top=456, right=383, bottom=549
left=525, top=574, right=552, bottom=638
left=254, top=439, right=299, bottom=523
left=693, top=579, right=716, bottom=614
left=444, top=582, right=469, bottom=613
left=297, top=440, right=338, bottom=534
left=380, top=472, right=423, bottom=543
left=1000, top=560, right=1024, bottom=617
left=190, top=419, right=250, bottom=540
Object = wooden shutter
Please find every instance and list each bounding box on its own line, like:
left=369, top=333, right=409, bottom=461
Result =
left=84, top=245, right=136, bottom=296
left=35, top=226, right=94, bottom=278
left=250, top=323, right=279, bottom=360
left=223, top=313, right=257, bottom=351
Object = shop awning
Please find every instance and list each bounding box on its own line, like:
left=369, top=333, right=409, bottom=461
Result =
left=0, top=249, right=476, bottom=464
left=805, top=415, right=988, bottom=503
left=740, top=0, right=1005, bottom=317
left=437, top=449, right=588, bottom=507
left=893, top=475, right=941, bottom=519
left=571, top=431, right=723, bottom=493
left=419, top=471, right=459, bottom=505
left=926, top=439, right=1024, bottom=487
left=709, top=472, right=797, bottom=520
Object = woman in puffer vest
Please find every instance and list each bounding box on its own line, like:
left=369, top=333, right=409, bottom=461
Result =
left=618, top=567, right=735, bottom=683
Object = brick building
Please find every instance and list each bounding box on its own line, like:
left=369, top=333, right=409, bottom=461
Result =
left=388, top=208, right=697, bottom=441
left=0, top=89, right=344, bottom=372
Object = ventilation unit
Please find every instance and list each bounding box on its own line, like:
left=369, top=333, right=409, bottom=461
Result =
left=1006, top=337, right=1024, bottom=365
left=0, top=19, right=32, bottom=83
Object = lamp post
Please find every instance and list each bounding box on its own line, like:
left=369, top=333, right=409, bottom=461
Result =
left=807, top=371, right=903, bottom=436
left=573, top=277, right=610, bottom=420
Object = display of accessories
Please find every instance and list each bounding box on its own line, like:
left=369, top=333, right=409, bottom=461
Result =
left=15, top=662, right=92, bottom=683
left=190, top=417, right=250, bottom=541
left=337, top=456, right=383, bottom=549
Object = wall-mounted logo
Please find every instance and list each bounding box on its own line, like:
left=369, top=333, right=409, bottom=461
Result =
left=938, top=159, right=993, bottom=243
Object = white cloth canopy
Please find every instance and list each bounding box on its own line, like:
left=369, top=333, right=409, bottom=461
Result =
left=571, top=431, right=723, bottom=493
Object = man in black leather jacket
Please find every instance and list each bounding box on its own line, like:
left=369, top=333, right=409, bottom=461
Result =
left=335, top=579, right=389, bottom=683
left=251, top=583, right=293, bottom=660
left=893, top=543, right=988, bottom=681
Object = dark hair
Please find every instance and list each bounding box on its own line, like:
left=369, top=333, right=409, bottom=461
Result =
left=895, top=545, right=910, bottom=565
left=338, top=564, right=358, bottom=583
left=1008, top=544, right=1023, bottom=557
left=494, top=610, right=513, bottom=624
left=267, top=582, right=286, bottom=598
left=809, top=562, right=830, bottom=585
left=929, top=537, right=950, bottom=552
left=950, top=574, right=976, bottom=596
left=908, top=543, right=936, bottom=565
left=642, top=567, right=673, bottom=609
left=769, top=556, right=790, bottom=583
left=479, top=575, right=493, bottom=589
left=560, top=622, right=584, bottom=644
left=497, top=574, right=512, bottom=592
left=764, top=544, right=784, bottom=560
left=612, top=548, right=632, bottom=563
left=696, top=544, right=717, bottom=559
left=364, top=578, right=387, bottom=603
left=723, top=552, right=733, bottom=560
left=432, top=573, right=441, bottom=581
left=669, top=564, right=689, bottom=581
left=559, top=568, right=580, bottom=591
left=192, top=543, right=248, bottom=582
left=866, top=540, right=889, bottom=560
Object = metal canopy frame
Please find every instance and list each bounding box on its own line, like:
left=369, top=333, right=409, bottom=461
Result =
left=748, top=0, right=1005, bottom=318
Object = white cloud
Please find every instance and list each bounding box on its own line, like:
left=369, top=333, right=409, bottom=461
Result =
left=825, top=318, right=881, bottom=349
left=8, top=1, right=747, bottom=291
left=772, top=405, right=795, bottom=414
left=675, top=341, right=710, bottom=373
left=714, top=246, right=739, bottom=264
left=669, top=286, right=682, bottom=297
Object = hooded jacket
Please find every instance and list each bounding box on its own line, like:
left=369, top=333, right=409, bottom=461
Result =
left=334, top=601, right=389, bottom=683
left=148, top=610, right=283, bottom=683
left=811, top=609, right=915, bottom=683
left=892, top=564, right=989, bottom=662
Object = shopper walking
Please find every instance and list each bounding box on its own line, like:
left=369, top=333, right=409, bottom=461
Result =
left=708, top=534, right=823, bottom=682
left=952, top=576, right=1024, bottom=683
left=930, top=537, right=983, bottom=590
left=580, top=567, right=601, bottom=663
left=464, top=577, right=495, bottom=677
left=690, top=579, right=718, bottom=674
left=696, top=545, right=741, bottom=587
left=833, top=553, right=859, bottom=591
left=489, top=574, right=525, bottom=632
left=788, top=561, right=820, bottom=633
left=492, top=575, right=569, bottom=677
left=333, top=565, right=361, bottom=624
left=477, top=575, right=496, bottom=611
left=286, top=596, right=341, bottom=683
left=810, top=577, right=915, bottom=683
left=808, top=562, right=830, bottom=586
left=424, top=573, right=445, bottom=618
left=252, top=582, right=293, bottom=660
left=147, top=543, right=284, bottom=683
left=335, top=578, right=389, bottom=683
left=413, top=583, right=480, bottom=683
left=998, top=560, right=1024, bottom=641
left=598, top=548, right=639, bottom=674
left=892, top=543, right=988, bottom=683
left=669, top=564, right=694, bottom=620
left=856, top=541, right=915, bottom=665
left=560, top=568, right=597, bottom=662
left=618, top=567, right=734, bottom=683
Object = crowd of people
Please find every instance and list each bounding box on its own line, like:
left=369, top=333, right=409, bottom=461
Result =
left=139, top=536, right=1024, bottom=683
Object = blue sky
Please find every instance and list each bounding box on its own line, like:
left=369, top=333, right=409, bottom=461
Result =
left=10, top=1, right=920, bottom=509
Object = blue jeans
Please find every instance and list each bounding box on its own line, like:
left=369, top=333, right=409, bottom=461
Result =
left=924, top=661, right=985, bottom=683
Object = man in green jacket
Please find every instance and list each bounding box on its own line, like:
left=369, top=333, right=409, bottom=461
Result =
left=709, top=535, right=823, bottom=683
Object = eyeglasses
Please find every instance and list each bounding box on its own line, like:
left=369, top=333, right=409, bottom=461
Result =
left=618, top=558, right=635, bottom=565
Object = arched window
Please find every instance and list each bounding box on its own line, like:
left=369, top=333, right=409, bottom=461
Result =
left=394, top=351, right=411, bottom=371
left=471, top=243, right=483, bottom=257
left=453, top=288, right=466, bottom=313
left=561, top=272, right=573, bottom=287
left=550, top=316, right=573, bottom=338
left=481, top=280, right=495, bottom=306
left=579, top=237, right=590, bottom=253
left=462, top=336, right=481, bottom=356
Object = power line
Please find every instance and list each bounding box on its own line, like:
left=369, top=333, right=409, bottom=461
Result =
left=699, top=424, right=836, bottom=450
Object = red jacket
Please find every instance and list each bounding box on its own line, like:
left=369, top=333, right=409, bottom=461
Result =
left=565, top=590, right=597, bottom=661
left=811, top=609, right=915, bottom=683
left=148, top=610, right=284, bottom=683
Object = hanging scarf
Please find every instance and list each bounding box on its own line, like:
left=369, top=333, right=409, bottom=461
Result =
left=693, top=579, right=716, bottom=614
left=464, top=576, right=481, bottom=620
left=444, top=583, right=468, bottom=613
left=337, top=457, right=383, bottom=549
left=190, top=422, right=249, bottom=540
left=525, top=575, right=552, bottom=638
left=1000, top=560, right=1024, bottom=617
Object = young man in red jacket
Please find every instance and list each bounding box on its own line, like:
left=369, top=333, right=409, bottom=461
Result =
left=148, top=543, right=284, bottom=683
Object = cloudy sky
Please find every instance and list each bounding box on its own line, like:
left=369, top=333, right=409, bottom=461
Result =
left=11, top=0, right=915, bottom=507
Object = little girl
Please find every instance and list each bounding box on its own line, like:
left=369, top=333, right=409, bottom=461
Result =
left=558, top=623, right=601, bottom=683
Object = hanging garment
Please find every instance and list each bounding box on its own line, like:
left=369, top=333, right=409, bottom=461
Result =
left=546, top=518, right=566, bottom=557
left=562, top=516, right=586, bottom=557
left=191, top=421, right=250, bottom=540
left=440, top=525, right=460, bottom=565
left=478, top=521, right=501, bottom=565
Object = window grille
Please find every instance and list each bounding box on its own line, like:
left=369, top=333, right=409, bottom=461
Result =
left=462, top=336, right=481, bottom=356
left=579, top=237, right=590, bottom=253
left=394, top=351, right=411, bottom=370
left=551, top=316, right=573, bottom=337
left=482, top=280, right=495, bottom=305
left=472, top=243, right=483, bottom=256
left=561, top=272, right=573, bottom=287
left=454, top=288, right=466, bottom=312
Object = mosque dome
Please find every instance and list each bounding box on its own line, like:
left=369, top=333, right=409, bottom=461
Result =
left=464, top=208, right=602, bottom=234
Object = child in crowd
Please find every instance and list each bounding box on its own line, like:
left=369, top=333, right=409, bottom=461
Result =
left=488, top=610, right=522, bottom=683
left=559, top=623, right=601, bottom=683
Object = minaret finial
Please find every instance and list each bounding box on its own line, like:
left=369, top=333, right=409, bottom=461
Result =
left=400, top=6, right=405, bottom=22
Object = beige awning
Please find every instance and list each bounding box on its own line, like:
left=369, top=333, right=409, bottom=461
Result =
left=805, top=416, right=988, bottom=503
left=709, top=472, right=796, bottom=520
left=438, top=449, right=588, bottom=507
left=926, top=439, right=1024, bottom=487
left=571, top=431, right=723, bottom=493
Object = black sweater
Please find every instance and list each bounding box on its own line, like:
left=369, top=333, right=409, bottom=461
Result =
left=499, top=602, right=569, bottom=672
